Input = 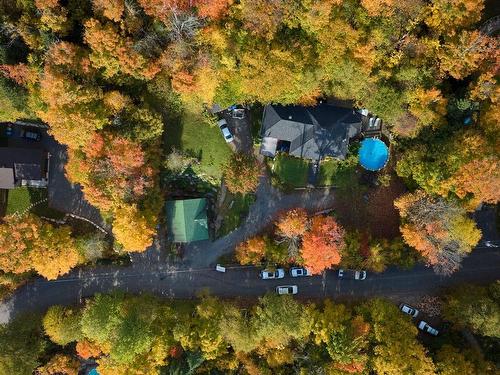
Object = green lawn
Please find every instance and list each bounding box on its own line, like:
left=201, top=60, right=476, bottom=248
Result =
left=6, top=187, right=43, bottom=215
left=6, top=187, right=64, bottom=218
left=273, top=154, right=309, bottom=188
left=165, top=110, right=232, bottom=181
left=317, top=159, right=341, bottom=186
left=317, top=155, right=359, bottom=187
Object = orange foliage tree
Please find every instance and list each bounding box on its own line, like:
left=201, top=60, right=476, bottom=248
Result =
left=197, top=0, right=232, bottom=19
left=235, top=237, right=267, bottom=265
left=76, top=339, right=103, bottom=359
left=301, top=216, right=345, bottom=274
left=66, top=133, right=155, bottom=211
left=0, top=214, right=80, bottom=280
left=395, top=191, right=481, bottom=275
left=38, top=69, right=108, bottom=148
left=84, top=18, right=160, bottom=80
left=448, top=157, right=500, bottom=205
left=275, top=208, right=309, bottom=258
left=223, top=153, right=261, bottom=194
left=92, top=0, right=124, bottom=22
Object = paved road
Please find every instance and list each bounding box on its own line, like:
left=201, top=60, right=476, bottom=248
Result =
left=1, top=246, right=498, bottom=323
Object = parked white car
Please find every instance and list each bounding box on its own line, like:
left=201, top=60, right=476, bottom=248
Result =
left=276, top=285, right=298, bottom=295
left=338, top=269, right=367, bottom=280
left=217, top=119, right=234, bottom=143
left=260, top=269, right=285, bottom=280
left=399, top=303, right=419, bottom=318
left=290, top=267, right=312, bottom=277
left=418, top=321, right=439, bottom=336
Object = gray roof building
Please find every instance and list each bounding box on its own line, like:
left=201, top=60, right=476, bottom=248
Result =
left=0, top=147, right=46, bottom=189
left=260, top=104, right=363, bottom=160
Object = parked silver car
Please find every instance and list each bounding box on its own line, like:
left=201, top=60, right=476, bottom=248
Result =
left=260, top=269, right=285, bottom=280
left=399, top=303, right=419, bottom=318
left=217, top=119, right=234, bottom=143
left=418, top=321, right=439, bottom=336
left=338, top=269, right=367, bottom=280
left=276, top=285, right=298, bottom=295
left=290, top=267, right=312, bottom=277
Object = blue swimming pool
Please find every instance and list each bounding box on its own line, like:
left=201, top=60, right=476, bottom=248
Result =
left=358, top=138, right=389, bottom=171
left=89, top=369, right=99, bottom=375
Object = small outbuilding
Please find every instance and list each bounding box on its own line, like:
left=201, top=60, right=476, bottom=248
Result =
left=165, top=198, right=209, bottom=243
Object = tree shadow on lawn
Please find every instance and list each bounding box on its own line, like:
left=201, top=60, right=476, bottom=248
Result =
left=332, top=167, right=406, bottom=239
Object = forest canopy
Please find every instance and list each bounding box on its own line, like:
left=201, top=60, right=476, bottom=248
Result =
left=0, top=0, right=498, bottom=248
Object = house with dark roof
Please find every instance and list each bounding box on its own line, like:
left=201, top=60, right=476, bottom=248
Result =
left=0, top=147, right=48, bottom=189
left=165, top=198, right=209, bottom=243
left=260, top=103, right=363, bottom=160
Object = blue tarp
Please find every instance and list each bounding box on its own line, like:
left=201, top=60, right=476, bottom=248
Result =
left=359, top=138, right=389, bottom=171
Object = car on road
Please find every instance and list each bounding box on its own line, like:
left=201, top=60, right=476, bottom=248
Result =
left=217, top=119, right=234, bottom=143
left=276, top=285, right=298, bottom=295
left=418, top=321, right=439, bottom=336
left=260, top=269, right=285, bottom=280
left=399, top=303, right=419, bottom=318
left=338, top=269, right=367, bottom=280
left=290, top=267, right=312, bottom=277
left=20, top=128, right=41, bottom=141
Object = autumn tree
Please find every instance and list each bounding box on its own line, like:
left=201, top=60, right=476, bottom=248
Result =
left=310, top=300, right=370, bottom=372
left=435, top=345, right=497, bottom=375
left=363, top=299, right=436, bottom=375
left=92, top=0, right=124, bottom=22
left=301, top=216, right=345, bottom=274
left=395, top=191, right=481, bottom=275
left=442, top=283, right=500, bottom=337
left=235, top=237, right=267, bottom=265
left=408, top=88, right=447, bottom=129
left=425, top=0, right=484, bottom=36
left=37, top=354, right=80, bottom=375
left=38, top=66, right=110, bottom=149
left=0, top=214, right=81, bottom=280
left=275, top=208, right=308, bottom=258
left=67, top=133, right=156, bottom=211
left=396, top=129, right=499, bottom=205
left=84, top=18, right=160, bottom=80
left=251, top=294, right=311, bottom=350
left=0, top=314, right=47, bottom=375
left=223, top=153, right=260, bottom=194
left=43, top=305, right=82, bottom=345
left=113, top=204, right=156, bottom=252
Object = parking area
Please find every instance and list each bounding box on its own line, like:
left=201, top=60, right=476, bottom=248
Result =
left=217, top=106, right=253, bottom=154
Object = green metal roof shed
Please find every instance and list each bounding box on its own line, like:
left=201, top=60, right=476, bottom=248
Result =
left=165, top=198, right=209, bottom=243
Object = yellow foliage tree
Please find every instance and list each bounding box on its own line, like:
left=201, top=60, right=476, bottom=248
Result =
left=408, top=87, right=447, bottom=128
left=0, top=214, right=80, bottom=280
left=113, top=205, right=156, bottom=252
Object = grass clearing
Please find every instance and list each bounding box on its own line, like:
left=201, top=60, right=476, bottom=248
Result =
left=6, top=187, right=64, bottom=219
left=272, top=154, right=309, bottom=188
left=318, top=159, right=341, bottom=186
left=165, top=109, right=232, bottom=181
